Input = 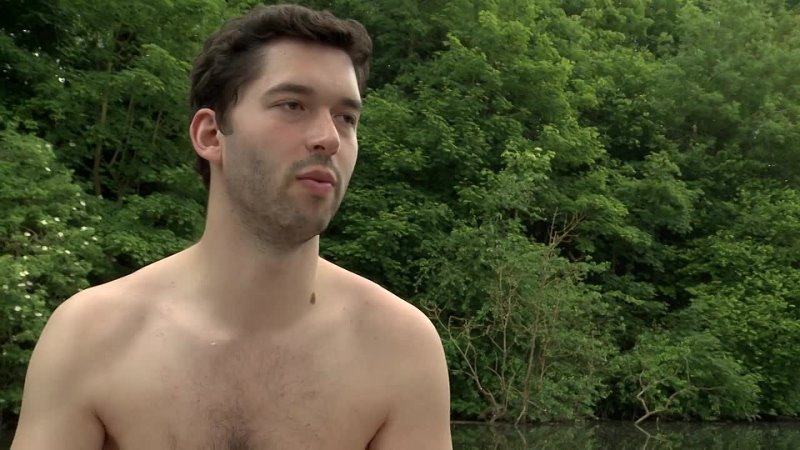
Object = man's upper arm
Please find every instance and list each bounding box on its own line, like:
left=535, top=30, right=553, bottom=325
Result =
left=11, top=294, right=106, bottom=450
left=369, top=309, right=452, bottom=450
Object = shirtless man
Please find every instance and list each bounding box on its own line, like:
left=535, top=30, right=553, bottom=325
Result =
left=11, top=5, right=452, bottom=449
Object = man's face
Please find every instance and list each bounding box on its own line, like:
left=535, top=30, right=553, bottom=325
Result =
left=218, top=39, right=362, bottom=249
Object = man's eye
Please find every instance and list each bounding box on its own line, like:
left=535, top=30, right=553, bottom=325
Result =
left=337, top=114, right=358, bottom=126
left=279, top=101, right=302, bottom=111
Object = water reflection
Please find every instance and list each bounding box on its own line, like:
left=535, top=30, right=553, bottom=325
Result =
left=3, top=421, right=799, bottom=449
left=451, top=421, right=800, bottom=449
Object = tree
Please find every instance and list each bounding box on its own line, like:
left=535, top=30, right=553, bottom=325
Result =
left=679, top=186, right=800, bottom=416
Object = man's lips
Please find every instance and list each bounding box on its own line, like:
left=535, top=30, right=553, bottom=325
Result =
left=296, top=168, right=337, bottom=196
left=296, top=168, right=336, bottom=185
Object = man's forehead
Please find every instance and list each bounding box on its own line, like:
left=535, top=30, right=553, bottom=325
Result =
left=251, top=41, right=361, bottom=99
left=261, top=39, right=356, bottom=74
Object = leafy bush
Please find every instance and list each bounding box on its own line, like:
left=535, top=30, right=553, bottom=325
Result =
left=0, top=129, right=105, bottom=413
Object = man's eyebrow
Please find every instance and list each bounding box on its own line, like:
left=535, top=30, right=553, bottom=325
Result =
left=263, top=82, right=362, bottom=111
left=264, top=82, right=314, bottom=98
left=340, top=96, right=363, bottom=112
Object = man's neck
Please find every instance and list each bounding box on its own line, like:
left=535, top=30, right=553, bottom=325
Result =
left=187, top=209, right=321, bottom=335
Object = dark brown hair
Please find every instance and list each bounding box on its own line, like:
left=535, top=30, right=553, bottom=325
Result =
left=189, top=4, right=372, bottom=189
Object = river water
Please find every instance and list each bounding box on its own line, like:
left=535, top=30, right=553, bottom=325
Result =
left=451, top=421, right=800, bottom=449
left=2, top=421, right=798, bottom=449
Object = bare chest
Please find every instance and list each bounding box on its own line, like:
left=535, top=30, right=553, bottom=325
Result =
left=96, top=327, right=384, bottom=450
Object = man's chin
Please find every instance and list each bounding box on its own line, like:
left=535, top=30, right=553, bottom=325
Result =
left=292, top=214, right=332, bottom=241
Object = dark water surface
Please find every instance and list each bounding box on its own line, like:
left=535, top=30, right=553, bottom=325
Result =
left=451, top=421, right=800, bottom=449
left=3, top=421, right=799, bottom=449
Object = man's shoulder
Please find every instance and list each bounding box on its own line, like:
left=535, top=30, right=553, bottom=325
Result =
left=321, top=259, right=443, bottom=358
left=42, top=254, right=177, bottom=359
left=44, top=276, right=144, bottom=356
left=321, top=259, right=451, bottom=447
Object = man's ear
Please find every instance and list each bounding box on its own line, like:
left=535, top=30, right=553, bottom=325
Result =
left=190, top=108, right=223, bottom=165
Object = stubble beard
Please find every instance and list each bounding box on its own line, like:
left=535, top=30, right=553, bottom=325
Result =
left=225, top=144, right=344, bottom=252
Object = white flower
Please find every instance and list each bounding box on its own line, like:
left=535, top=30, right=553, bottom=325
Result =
left=24, top=295, right=30, bottom=299
left=26, top=281, right=32, bottom=286
left=19, top=271, right=28, bottom=277
left=65, top=249, right=71, bottom=255
left=40, top=219, right=48, bottom=225
left=83, top=241, right=89, bottom=246
left=58, top=232, right=64, bottom=238
left=54, top=217, right=60, bottom=222
left=80, top=200, right=86, bottom=207
left=45, top=167, right=51, bottom=172
left=13, top=306, right=22, bottom=312
left=92, top=236, right=98, bottom=241
left=41, top=245, right=48, bottom=251
left=34, top=312, right=43, bottom=317
left=23, top=232, right=31, bottom=237
left=17, top=283, right=25, bottom=287
left=81, top=226, right=88, bottom=231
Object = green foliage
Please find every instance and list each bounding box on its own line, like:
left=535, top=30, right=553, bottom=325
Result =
left=420, top=217, right=612, bottom=422
left=0, top=128, right=104, bottom=413
left=611, top=331, right=760, bottom=421
left=679, top=186, right=800, bottom=415
left=656, top=0, right=800, bottom=189
left=418, top=146, right=612, bottom=421
left=2, top=0, right=800, bottom=424
left=0, top=0, right=215, bottom=417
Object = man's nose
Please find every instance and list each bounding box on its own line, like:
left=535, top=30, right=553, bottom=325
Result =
left=305, top=112, right=340, bottom=156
